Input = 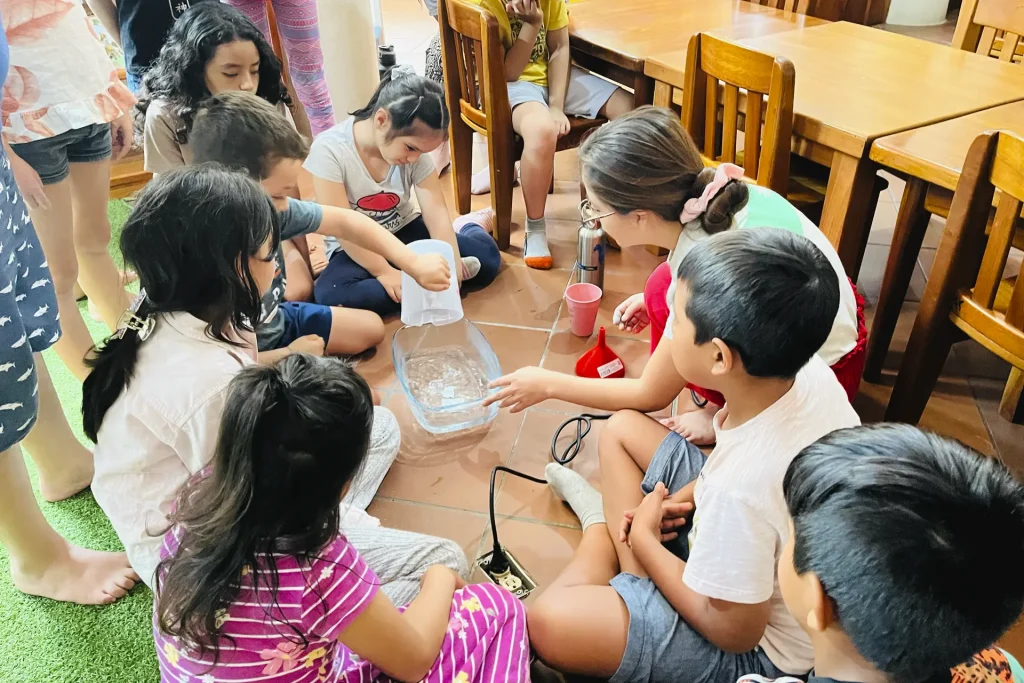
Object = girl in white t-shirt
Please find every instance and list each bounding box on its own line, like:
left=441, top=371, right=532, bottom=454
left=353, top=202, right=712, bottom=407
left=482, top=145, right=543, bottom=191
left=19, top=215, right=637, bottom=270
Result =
left=83, top=165, right=467, bottom=595
left=305, top=66, right=501, bottom=316
left=583, top=107, right=866, bottom=444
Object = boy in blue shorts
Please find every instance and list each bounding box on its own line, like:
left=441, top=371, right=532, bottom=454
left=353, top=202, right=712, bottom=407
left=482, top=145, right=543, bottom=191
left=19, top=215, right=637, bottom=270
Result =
left=525, top=228, right=861, bottom=683
left=763, top=423, right=1024, bottom=683
left=189, top=91, right=451, bottom=361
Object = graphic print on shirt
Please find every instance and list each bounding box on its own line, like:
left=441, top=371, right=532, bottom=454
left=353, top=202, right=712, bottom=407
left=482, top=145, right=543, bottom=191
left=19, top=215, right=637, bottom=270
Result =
left=509, top=16, right=547, bottom=64
left=355, top=192, right=402, bottom=232
left=169, top=0, right=193, bottom=18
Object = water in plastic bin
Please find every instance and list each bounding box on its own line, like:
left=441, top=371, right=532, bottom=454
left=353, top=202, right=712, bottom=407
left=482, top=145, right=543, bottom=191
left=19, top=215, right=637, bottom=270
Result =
left=393, top=320, right=502, bottom=434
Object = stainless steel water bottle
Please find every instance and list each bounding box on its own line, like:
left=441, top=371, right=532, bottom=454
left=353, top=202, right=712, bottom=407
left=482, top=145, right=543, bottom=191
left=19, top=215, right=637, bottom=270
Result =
left=575, top=221, right=606, bottom=290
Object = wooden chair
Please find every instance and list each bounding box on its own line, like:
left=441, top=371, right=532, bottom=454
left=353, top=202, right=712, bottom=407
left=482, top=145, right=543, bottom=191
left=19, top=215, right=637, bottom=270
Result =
left=863, top=0, right=1024, bottom=381
left=742, top=0, right=848, bottom=21
left=439, top=0, right=604, bottom=249
left=680, top=32, right=795, bottom=196
left=886, top=131, right=1024, bottom=425
left=953, top=0, right=1024, bottom=63
left=666, top=32, right=887, bottom=236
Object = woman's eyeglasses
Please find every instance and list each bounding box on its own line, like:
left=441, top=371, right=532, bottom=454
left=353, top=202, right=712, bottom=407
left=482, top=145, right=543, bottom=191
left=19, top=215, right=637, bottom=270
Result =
left=578, top=199, right=615, bottom=229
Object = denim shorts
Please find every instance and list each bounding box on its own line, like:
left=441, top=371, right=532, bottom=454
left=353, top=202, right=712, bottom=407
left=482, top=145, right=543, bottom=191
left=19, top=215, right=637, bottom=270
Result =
left=9, top=123, right=112, bottom=185
left=608, top=432, right=790, bottom=683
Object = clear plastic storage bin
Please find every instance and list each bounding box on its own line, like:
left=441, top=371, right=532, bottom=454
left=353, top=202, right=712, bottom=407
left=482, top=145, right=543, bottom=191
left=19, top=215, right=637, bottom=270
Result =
left=392, top=320, right=502, bottom=434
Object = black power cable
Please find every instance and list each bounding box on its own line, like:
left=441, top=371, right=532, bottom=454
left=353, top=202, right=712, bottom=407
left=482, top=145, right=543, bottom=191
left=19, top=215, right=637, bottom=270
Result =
left=483, top=413, right=612, bottom=576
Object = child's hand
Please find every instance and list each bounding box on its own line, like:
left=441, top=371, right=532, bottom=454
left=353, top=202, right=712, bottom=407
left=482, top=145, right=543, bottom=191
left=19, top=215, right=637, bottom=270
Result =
left=613, top=293, right=649, bottom=334
left=620, top=484, right=692, bottom=545
left=8, top=149, right=50, bottom=211
left=484, top=366, right=556, bottom=412
left=407, top=253, right=451, bottom=293
left=288, top=334, right=326, bottom=356
left=377, top=268, right=404, bottom=303
left=505, top=0, right=542, bottom=25
left=551, top=110, right=570, bottom=138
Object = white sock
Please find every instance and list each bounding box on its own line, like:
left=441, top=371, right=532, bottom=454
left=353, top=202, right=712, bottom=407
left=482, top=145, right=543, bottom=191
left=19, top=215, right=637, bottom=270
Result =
left=524, top=217, right=552, bottom=270
left=462, top=256, right=481, bottom=280
left=545, top=463, right=605, bottom=530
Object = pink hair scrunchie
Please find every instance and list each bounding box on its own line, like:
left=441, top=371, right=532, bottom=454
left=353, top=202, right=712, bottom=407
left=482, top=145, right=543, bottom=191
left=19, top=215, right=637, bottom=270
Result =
left=679, top=163, right=745, bottom=225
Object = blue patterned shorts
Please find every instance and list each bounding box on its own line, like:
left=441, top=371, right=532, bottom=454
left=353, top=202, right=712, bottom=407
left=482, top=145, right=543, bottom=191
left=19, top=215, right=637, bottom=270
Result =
left=0, top=150, right=61, bottom=451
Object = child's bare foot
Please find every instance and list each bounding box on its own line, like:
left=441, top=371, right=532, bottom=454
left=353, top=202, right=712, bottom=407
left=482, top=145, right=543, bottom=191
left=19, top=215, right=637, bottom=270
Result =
left=11, top=545, right=139, bottom=605
left=37, top=450, right=94, bottom=502
left=660, top=401, right=719, bottom=446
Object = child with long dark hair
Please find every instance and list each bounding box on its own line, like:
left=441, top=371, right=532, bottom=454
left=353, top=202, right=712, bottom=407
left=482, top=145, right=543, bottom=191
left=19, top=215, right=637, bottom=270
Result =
left=305, top=67, right=501, bottom=315
left=86, top=165, right=467, bottom=597
left=154, top=354, right=529, bottom=683
left=136, top=2, right=290, bottom=175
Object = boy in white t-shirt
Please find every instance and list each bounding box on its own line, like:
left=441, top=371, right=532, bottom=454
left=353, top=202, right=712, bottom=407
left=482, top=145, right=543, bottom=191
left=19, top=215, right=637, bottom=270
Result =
left=518, top=229, right=861, bottom=683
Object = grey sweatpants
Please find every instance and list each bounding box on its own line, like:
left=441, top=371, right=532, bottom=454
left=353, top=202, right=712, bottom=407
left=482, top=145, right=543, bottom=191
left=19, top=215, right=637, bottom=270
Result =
left=340, top=406, right=470, bottom=606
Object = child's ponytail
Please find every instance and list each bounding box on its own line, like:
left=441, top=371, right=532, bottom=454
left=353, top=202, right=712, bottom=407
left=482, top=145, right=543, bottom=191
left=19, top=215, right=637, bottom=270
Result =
left=351, top=64, right=449, bottom=137
left=155, top=355, right=375, bottom=658
left=82, top=295, right=155, bottom=442
left=81, top=165, right=280, bottom=443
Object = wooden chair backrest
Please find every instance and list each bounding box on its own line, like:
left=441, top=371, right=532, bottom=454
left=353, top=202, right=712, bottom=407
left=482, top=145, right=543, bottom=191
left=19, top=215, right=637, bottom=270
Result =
left=953, top=0, right=1024, bottom=63
left=742, top=0, right=846, bottom=21
left=941, top=131, right=1024, bottom=356
left=438, top=0, right=511, bottom=138
left=680, top=32, right=795, bottom=196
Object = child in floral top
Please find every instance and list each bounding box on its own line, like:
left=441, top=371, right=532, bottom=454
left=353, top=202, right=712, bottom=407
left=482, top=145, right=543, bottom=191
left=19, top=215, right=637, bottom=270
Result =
left=1, top=0, right=137, bottom=381
left=154, top=354, right=529, bottom=683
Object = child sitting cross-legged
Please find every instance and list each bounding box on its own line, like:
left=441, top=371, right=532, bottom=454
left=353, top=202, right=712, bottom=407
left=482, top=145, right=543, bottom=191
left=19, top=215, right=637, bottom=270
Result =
left=154, top=354, right=530, bottom=683
left=305, top=66, right=501, bottom=315
left=488, top=228, right=861, bottom=683
left=87, top=166, right=467, bottom=599
left=189, top=91, right=452, bottom=359
left=768, top=423, right=1024, bottom=683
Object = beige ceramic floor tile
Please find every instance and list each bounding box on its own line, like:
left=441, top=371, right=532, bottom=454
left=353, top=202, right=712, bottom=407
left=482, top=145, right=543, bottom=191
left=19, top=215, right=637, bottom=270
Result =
left=378, top=393, right=526, bottom=512
left=461, top=264, right=570, bottom=328
left=496, top=411, right=605, bottom=526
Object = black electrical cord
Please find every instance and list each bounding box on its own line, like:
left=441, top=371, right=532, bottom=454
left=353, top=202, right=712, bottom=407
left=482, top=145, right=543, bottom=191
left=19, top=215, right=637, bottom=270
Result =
left=484, top=413, right=612, bottom=575
left=485, top=466, right=547, bottom=574
left=550, top=413, right=612, bottom=465
left=690, top=389, right=709, bottom=409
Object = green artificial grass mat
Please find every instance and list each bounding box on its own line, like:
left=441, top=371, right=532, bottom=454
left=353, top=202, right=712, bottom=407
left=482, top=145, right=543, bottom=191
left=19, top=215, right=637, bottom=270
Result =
left=0, top=199, right=161, bottom=683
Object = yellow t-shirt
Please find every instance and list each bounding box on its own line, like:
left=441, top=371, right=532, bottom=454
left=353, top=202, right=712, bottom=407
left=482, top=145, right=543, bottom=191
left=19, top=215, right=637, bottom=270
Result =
left=472, top=0, right=569, bottom=87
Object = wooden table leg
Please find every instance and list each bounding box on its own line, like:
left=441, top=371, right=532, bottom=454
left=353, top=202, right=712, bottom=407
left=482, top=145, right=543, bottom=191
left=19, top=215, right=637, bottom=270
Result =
left=633, top=72, right=654, bottom=107
left=653, top=81, right=673, bottom=108
left=862, top=178, right=931, bottom=382
left=820, top=151, right=881, bottom=279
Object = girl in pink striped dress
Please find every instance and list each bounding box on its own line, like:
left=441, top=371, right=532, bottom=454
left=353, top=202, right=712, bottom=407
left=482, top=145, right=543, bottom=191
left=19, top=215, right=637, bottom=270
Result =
left=153, top=354, right=530, bottom=683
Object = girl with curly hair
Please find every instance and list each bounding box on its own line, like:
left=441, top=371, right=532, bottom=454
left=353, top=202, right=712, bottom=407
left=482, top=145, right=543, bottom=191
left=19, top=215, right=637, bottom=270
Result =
left=136, top=2, right=291, bottom=175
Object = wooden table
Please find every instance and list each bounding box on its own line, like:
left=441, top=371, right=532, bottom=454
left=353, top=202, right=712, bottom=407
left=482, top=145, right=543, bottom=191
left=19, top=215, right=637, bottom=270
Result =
left=568, top=0, right=826, bottom=107
left=645, top=21, right=1024, bottom=277
left=862, top=101, right=1024, bottom=381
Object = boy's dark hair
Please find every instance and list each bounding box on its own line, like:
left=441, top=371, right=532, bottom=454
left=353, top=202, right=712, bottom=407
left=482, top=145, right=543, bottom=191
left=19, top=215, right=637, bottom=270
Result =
left=351, top=67, right=449, bottom=139
left=784, top=424, right=1024, bottom=683
left=155, top=354, right=374, bottom=660
left=675, top=228, right=838, bottom=378
left=191, top=91, right=310, bottom=179
left=82, top=165, right=280, bottom=442
left=135, top=2, right=289, bottom=141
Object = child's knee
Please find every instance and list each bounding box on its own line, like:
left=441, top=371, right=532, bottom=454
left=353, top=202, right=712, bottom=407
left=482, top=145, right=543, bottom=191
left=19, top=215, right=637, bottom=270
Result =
left=600, top=410, right=649, bottom=468
left=521, top=116, right=559, bottom=152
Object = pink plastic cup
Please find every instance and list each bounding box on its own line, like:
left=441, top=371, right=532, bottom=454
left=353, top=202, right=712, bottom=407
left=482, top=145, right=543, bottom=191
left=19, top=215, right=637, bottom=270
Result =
left=565, top=282, right=603, bottom=337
